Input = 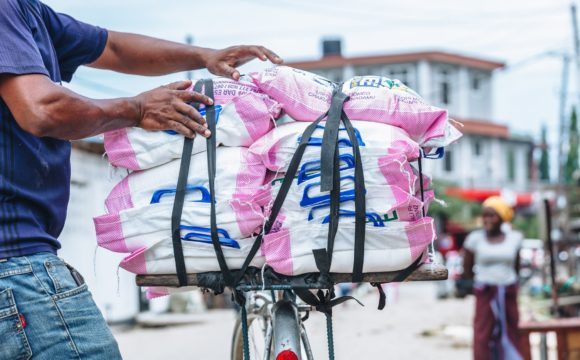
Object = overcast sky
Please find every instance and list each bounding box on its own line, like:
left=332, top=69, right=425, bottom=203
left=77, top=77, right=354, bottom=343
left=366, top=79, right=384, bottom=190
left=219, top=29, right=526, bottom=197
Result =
left=45, top=0, right=580, bottom=175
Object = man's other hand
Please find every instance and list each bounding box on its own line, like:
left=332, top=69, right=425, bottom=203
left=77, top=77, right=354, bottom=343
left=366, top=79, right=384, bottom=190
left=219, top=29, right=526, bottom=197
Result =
left=135, top=80, right=213, bottom=138
left=204, top=45, right=283, bottom=81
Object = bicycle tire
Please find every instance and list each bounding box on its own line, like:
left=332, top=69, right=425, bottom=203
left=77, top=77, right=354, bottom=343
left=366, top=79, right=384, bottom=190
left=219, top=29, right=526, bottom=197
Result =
left=231, top=313, right=273, bottom=360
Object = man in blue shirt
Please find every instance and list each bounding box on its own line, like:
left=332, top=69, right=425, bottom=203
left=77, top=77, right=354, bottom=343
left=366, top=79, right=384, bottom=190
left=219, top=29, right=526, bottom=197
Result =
left=0, top=0, right=282, bottom=358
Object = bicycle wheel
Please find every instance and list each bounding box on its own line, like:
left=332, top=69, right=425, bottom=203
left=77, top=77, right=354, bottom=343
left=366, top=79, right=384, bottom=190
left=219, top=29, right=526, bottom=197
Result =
left=231, top=313, right=273, bottom=360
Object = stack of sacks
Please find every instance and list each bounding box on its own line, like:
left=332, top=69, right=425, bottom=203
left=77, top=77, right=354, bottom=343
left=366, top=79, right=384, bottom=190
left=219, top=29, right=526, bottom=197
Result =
left=250, top=66, right=461, bottom=147
left=94, top=77, right=280, bottom=294
left=248, top=66, right=461, bottom=276
left=104, top=76, right=282, bottom=170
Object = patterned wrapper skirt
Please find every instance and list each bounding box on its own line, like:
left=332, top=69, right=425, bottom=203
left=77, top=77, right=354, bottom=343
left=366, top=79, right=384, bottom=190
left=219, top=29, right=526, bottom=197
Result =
left=473, top=283, right=522, bottom=360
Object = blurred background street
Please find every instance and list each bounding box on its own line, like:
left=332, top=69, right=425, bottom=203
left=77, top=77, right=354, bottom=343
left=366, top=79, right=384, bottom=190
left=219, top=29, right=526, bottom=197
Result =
left=33, top=0, right=580, bottom=358
left=113, top=283, right=474, bottom=360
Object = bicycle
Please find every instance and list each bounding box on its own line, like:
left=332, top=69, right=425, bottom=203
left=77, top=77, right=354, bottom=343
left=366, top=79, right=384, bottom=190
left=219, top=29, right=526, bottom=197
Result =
left=138, top=262, right=447, bottom=360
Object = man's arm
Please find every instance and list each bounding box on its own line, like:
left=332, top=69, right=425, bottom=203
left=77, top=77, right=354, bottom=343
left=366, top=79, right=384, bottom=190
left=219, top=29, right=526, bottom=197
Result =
left=0, top=74, right=212, bottom=140
left=89, top=31, right=283, bottom=80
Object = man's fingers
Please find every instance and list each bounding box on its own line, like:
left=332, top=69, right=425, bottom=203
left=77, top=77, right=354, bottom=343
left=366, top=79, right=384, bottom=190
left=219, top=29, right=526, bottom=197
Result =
left=261, top=47, right=283, bottom=64
left=164, top=80, right=193, bottom=91
left=247, top=46, right=283, bottom=64
left=175, top=90, right=213, bottom=105
left=175, top=102, right=211, bottom=137
left=248, top=46, right=268, bottom=61
left=168, top=121, right=195, bottom=139
left=218, top=62, right=239, bottom=80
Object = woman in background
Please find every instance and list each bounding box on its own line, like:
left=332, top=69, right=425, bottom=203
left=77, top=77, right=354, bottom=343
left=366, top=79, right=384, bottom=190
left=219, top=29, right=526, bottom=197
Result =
left=462, top=196, right=523, bottom=360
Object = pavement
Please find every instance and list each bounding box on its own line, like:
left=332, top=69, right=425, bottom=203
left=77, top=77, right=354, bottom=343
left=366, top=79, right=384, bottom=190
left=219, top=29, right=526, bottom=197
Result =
left=112, top=282, right=474, bottom=359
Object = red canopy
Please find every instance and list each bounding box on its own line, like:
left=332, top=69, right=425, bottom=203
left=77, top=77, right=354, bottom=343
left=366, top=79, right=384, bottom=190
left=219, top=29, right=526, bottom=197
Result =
left=445, top=188, right=533, bottom=207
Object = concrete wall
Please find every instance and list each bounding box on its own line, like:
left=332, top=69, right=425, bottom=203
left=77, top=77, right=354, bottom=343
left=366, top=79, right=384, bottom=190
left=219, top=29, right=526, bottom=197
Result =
left=58, top=148, right=140, bottom=323
left=422, top=134, right=532, bottom=191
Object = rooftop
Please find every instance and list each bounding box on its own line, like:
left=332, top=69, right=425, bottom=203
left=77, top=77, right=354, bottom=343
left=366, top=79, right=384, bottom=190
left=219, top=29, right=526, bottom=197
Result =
left=285, top=50, right=506, bottom=71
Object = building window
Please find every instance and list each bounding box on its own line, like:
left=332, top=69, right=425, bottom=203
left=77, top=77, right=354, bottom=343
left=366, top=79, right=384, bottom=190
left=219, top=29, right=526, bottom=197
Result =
left=389, top=69, right=409, bottom=86
left=472, top=77, right=480, bottom=91
left=507, top=148, right=516, bottom=181
left=444, top=149, right=453, bottom=172
left=439, top=70, right=451, bottom=105
left=473, top=139, right=482, bottom=156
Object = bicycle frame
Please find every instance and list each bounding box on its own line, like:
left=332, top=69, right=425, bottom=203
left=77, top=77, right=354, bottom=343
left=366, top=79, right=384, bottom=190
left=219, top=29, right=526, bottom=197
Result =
left=244, top=290, right=314, bottom=360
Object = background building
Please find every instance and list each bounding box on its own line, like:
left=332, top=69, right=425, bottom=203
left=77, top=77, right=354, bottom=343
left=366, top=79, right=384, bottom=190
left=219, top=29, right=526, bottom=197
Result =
left=286, top=41, right=537, bottom=196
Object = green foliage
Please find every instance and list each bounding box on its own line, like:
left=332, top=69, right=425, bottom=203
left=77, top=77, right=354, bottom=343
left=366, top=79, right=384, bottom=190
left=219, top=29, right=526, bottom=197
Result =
left=512, top=215, right=539, bottom=239
left=539, top=125, right=550, bottom=182
left=429, top=180, right=481, bottom=225
left=565, top=107, right=579, bottom=184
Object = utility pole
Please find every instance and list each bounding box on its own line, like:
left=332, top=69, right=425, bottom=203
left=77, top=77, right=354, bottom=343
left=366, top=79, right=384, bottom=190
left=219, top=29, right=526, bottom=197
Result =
left=558, top=55, right=570, bottom=184
left=185, top=34, right=194, bottom=80
left=561, top=1, right=580, bottom=184
left=572, top=2, right=580, bottom=98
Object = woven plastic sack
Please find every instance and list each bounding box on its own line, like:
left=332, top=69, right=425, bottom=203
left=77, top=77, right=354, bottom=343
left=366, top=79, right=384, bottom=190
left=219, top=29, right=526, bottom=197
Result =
left=104, top=91, right=281, bottom=170
left=261, top=217, right=435, bottom=276
left=250, top=66, right=452, bottom=144
left=94, top=200, right=263, bottom=254
left=104, top=147, right=266, bottom=214
left=248, top=120, right=421, bottom=173
left=119, top=236, right=266, bottom=275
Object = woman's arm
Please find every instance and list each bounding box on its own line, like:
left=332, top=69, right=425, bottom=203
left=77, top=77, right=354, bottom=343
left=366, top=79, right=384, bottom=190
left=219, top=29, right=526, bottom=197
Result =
left=462, top=249, right=475, bottom=280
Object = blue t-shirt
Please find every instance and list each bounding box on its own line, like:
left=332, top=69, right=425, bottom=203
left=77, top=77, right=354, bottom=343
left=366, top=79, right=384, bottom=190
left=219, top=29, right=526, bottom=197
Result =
left=0, top=0, right=107, bottom=258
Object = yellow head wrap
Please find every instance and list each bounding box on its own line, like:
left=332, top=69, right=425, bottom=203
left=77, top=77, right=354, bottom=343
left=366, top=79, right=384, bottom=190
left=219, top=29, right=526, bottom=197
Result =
left=482, top=196, right=514, bottom=223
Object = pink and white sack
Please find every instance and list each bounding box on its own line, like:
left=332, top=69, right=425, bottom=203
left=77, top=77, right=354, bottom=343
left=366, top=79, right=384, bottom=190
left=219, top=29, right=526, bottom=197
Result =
left=255, top=152, right=432, bottom=206
left=248, top=121, right=421, bottom=173
left=259, top=181, right=433, bottom=224
left=94, top=200, right=263, bottom=254
left=104, top=147, right=266, bottom=214
left=250, top=66, right=455, bottom=145
left=104, top=89, right=281, bottom=171
left=118, top=235, right=266, bottom=275
left=261, top=217, right=435, bottom=276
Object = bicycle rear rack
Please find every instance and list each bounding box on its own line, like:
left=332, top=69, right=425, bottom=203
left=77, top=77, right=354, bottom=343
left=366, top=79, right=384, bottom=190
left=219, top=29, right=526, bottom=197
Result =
left=135, top=263, right=448, bottom=292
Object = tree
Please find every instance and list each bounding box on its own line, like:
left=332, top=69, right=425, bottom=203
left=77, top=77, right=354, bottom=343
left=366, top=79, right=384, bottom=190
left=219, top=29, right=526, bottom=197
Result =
left=539, top=125, right=550, bottom=182
left=565, top=107, right=579, bottom=184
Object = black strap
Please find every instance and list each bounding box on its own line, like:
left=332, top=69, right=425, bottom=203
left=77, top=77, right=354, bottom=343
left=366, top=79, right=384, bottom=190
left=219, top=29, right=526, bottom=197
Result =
left=341, top=112, right=366, bottom=282
left=294, top=288, right=362, bottom=316
left=320, top=89, right=349, bottom=192
left=371, top=283, right=386, bottom=310
left=313, top=140, right=341, bottom=278
left=201, top=79, right=237, bottom=288
left=169, top=80, right=205, bottom=287
left=417, top=153, right=427, bottom=218
left=232, top=112, right=329, bottom=285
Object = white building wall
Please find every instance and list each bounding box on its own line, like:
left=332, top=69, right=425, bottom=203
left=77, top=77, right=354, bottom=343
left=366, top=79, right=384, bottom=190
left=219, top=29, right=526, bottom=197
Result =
left=58, top=149, right=140, bottom=323
left=467, top=70, right=493, bottom=120
left=456, top=66, right=470, bottom=119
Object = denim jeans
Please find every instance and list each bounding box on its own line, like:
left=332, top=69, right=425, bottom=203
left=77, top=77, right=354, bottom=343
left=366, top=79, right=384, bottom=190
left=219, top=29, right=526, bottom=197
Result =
left=0, top=252, right=122, bottom=360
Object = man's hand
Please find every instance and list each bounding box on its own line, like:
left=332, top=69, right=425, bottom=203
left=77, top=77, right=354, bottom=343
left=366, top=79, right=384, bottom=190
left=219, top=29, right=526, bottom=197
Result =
left=90, top=32, right=284, bottom=80
left=0, top=74, right=215, bottom=140
left=135, top=80, right=213, bottom=138
left=204, top=45, right=283, bottom=80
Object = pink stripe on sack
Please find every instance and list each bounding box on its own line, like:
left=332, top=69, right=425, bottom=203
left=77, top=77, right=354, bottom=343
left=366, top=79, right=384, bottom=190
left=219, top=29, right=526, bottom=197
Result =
left=390, top=187, right=423, bottom=222
left=230, top=199, right=264, bottom=237
left=93, top=213, right=129, bottom=253
left=233, top=94, right=275, bottom=142
left=378, top=154, right=417, bottom=192
left=405, top=218, right=435, bottom=261
left=103, top=129, right=140, bottom=170
left=420, top=110, right=449, bottom=145
left=262, top=228, right=294, bottom=275
left=105, top=176, right=134, bottom=213
left=119, top=247, right=148, bottom=274
left=146, top=287, right=169, bottom=299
